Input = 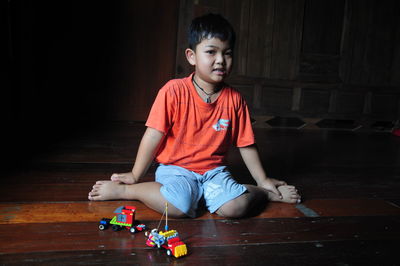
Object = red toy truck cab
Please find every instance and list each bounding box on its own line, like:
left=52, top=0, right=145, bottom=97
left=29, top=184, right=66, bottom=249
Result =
left=113, top=205, right=136, bottom=225
left=99, top=205, right=146, bottom=234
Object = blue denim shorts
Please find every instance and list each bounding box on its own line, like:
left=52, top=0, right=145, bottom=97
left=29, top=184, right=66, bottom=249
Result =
left=155, top=164, right=247, bottom=218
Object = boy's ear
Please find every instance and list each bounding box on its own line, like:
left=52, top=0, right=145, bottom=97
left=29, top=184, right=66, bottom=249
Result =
left=185, top=48, right=196, bottom=66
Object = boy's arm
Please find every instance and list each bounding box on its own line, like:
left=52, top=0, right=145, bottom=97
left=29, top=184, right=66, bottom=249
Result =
left=126, top=127, right=164, bottom=183
left=238, top=145, right=285, bottom=198
left=132, top=127, right=164, bottom=180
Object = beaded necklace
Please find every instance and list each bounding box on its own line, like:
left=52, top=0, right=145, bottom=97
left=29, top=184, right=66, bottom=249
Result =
left=192, top=76, right=218, bottom=104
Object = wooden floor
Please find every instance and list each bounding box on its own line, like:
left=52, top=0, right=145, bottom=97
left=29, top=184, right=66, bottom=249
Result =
left=1, top=123, right=400, bottom=265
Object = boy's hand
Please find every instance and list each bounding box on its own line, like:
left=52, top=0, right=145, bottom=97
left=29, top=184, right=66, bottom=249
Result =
left=257, top=178, right=287, bottom=199
left=111, top=172, right=138, bottom=185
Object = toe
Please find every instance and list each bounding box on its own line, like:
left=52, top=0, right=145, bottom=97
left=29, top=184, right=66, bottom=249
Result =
left=93, top=184, right=101, bottom=189
left=89, top=190, right=99, bottom=197
left=88, top=194, right=100, bottom=201
left=111, top=173, right=119, bottom=180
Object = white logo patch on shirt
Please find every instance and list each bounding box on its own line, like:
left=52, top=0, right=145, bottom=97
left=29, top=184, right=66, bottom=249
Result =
left=213, top=119, right=230, bottom=131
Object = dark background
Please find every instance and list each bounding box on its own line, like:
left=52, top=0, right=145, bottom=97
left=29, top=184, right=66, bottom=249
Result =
left=4, top=1, right=179, bottom=165
left=4, top=0, right=400, bottom=166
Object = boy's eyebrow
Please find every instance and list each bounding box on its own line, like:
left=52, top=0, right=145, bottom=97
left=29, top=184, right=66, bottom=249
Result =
left=204, top=45, right=232, bottom=50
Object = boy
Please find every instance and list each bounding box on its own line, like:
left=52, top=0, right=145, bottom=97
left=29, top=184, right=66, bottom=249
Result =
left=88, top=14, right=300, bottom=218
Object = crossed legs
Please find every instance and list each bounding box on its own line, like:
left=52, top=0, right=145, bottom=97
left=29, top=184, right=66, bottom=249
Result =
left=88, top=178, right=300, bottom=218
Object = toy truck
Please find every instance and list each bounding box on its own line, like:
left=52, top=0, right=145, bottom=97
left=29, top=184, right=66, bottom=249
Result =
left=145, top=203, right=188, bottom=258
left=98, top=205, right=146, bottom=234
left=145, top=229, right=187, bottom=258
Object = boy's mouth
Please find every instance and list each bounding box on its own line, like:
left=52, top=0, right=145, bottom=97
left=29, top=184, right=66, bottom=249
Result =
left=213, top=68, right=226, bottom=75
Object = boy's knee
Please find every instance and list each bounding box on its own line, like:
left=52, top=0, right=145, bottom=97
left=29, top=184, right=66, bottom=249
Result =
left=216, top=197, right=250, bottom=218
left=168, top=207, right=187, bottom=218
left=160, top=183, right=199, bottom=218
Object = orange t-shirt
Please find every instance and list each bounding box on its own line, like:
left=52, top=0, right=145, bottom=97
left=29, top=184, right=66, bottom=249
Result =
left=145, top=74, right=255, bottom=174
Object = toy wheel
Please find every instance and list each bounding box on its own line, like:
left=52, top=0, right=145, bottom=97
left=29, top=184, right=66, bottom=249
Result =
left=99, top=224, right=105, bottom=230
left=166, top=249, right=172, bottom=256
left=129, top=227, right=136, bottom=234
left=112, top=225, right=121, bottom=231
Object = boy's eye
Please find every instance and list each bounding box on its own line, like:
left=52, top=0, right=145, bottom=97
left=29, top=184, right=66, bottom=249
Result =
left=206, top=50, right=216, bottom=54
left=225, top=51, right=233, bottom=56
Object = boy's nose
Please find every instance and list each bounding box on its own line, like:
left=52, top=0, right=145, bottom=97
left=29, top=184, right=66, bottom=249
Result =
left=215, top=53, right=225, bottom=65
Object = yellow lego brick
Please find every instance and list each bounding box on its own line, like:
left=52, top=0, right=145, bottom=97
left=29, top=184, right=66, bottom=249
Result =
left=160, top=230, right=177, bottom=238
left=174, top=244, right=187, bottom=258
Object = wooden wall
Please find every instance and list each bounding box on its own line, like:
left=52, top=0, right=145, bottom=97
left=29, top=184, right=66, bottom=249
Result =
left=175, top=0, right=400, bottom=128
left=4, top=0, right=400, bottom=161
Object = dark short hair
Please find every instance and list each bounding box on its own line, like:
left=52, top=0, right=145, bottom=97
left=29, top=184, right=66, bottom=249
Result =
left=188, top=13, right=236, bottom=50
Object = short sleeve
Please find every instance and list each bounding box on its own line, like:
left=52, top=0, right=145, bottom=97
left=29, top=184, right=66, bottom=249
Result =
left=145, top=82, right=176, bottom=134
left=233, top=96, right=255, bottom=147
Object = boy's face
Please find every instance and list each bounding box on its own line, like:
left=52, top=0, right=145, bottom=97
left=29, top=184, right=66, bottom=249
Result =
left=185, top=37, right=233, bottom=86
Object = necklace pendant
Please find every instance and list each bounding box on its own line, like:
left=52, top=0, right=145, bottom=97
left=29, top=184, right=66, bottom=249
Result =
left=206, top=97, right=211, bottom=104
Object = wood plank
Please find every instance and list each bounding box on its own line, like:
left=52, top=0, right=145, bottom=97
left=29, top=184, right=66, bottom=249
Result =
left=0, top=240, right=400, bottom=266
left=1, top=216, right=399, bottom=254
left=0, top=201, right=159, bottom=225
left=0, top=201, right=304, bottom=225
left=1, top=198, right=399, bottom=225
left=1, top=239, right=398, bottom=265
left=304, top=199, right=400, bottom=217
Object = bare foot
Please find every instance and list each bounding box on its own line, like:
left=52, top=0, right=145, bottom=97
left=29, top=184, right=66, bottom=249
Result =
left=268, top=185, right=301, bottom=204
left=111, top=172, right=137, bottom=184
left=88, top=181, right=127, bottom=201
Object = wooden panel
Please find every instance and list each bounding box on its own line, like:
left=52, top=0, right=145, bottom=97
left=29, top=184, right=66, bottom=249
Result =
left=371, top=93, right=400, bottom=119
left=220, top=0, right=243, bottom=76
left=299, top=54, right=341, bottom=80
left=107, top=0, right=179, bottom=121
left=391, top=9, right=400, bottom=85
left=174, top=0, right=400, bottom=123
left=343, top=0, right=371, bottom=84
left=335, top=92, right=365, bottom=115
left=300, top=88, right=330, bottom=114
left=302, top=0, right=345, bottom=55
left=260, top=87, right=293, bottom=114
left=239, top=0, right=275, bottom=77
left=234, top=85, right=254, bottom=110
left=345, top=0, right=398, bottom=85
left=234, top=0, right=251, bottom=76
left=363, top=0, right=398, bottom=85
left=270, top=0, right=304, bottom=80
left=299, top=0, right=345, bottom=80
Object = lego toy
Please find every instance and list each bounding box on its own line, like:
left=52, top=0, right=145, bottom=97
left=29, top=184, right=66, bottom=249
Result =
left=145, top=203, right=188, bottom=258
left=99, top=205, right=147, bottom=234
